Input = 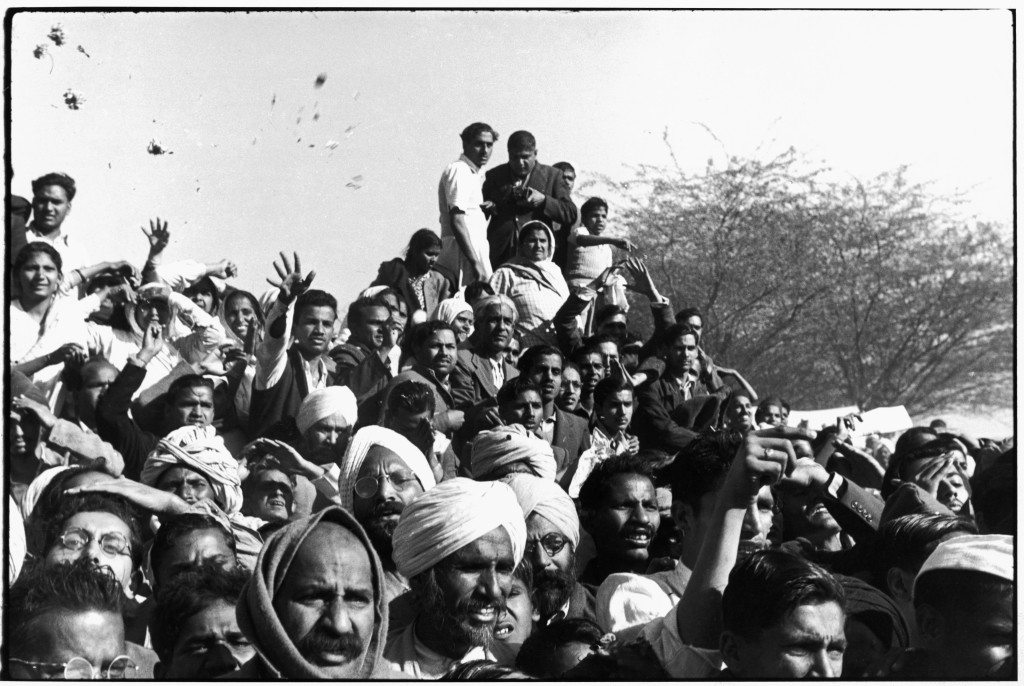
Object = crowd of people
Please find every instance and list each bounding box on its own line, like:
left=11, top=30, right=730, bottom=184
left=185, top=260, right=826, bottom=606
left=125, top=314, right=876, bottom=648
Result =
left=5, top=122, right=1015, bottom=680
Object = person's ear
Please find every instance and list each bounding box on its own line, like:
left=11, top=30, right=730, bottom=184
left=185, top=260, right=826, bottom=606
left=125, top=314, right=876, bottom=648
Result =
left=915, top=603, right=946, bottom=650
left=671, top=500, right=695, bottom=536
left=719, top=630, right=743, bottom=676
left=886, top=567, right=914, bottom=604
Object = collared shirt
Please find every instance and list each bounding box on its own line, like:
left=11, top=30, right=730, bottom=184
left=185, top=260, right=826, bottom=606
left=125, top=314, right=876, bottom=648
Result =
left=14, top=222, right=91, bottom=272
left=254, top=298, right=328, bottom=391
left=540, top=413, right=557, bottom=445
left=437, top=154, right=492, bottom=284
left=488, top=356, right=505, bottom=389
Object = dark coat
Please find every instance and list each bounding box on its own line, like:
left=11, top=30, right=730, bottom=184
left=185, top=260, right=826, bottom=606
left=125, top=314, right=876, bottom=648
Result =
left=249, top=348, right=336, bottom=437
left=482, top=161, right=577, bottom=267
left=551, top=407, right=591, bottom=489
left=370, top=258, right=451, bottom=317
left=449, top=347, right=519, bottom=410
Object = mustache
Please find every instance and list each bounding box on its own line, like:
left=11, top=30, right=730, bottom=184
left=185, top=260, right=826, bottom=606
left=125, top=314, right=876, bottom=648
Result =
left=296, top=628, right=364, bottom=663
left=622, top=524, right=656, bottom=538
left=371, top=500, right=404, bottom=518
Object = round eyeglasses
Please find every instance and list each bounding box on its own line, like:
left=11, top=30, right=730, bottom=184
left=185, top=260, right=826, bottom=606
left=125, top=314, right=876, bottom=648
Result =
left=353, top=471, right=421, bottom=499
left=57, top=528, right=132, bottom=557
left=524, top=532, right=570, bottom=559
left=9, top=655, right=137, bottom=680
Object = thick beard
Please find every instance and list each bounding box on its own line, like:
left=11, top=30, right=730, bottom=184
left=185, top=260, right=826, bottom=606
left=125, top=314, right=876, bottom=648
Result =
left=417, top=569, right=499, bottom=652
left=361, top=502, right=402, bottom=563
left=533, top=559, right=577, bottom=619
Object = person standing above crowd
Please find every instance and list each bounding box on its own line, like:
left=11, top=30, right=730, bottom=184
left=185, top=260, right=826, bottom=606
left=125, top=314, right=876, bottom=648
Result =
left=371, top=228, right=451, bottom=320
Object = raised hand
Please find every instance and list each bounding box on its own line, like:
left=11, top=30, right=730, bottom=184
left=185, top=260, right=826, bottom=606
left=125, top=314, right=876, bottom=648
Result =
left=12, top=394, right=58, bottom=429
left=722, top=426, right=817, bottom=508
left=266, top=252, right=315, bottom=304
left=622, top=256, right=660, bottom=301
left=615, top=237, right=636, bottom=252
left=65, top=477, right=189, bottom=515
left=49, top=342, right=87, bottom=366
left=211, top=259, right=238, bottom=279
left=141, top=217, right=170, bottom=254
left=138, top=322, right=164, bottom=362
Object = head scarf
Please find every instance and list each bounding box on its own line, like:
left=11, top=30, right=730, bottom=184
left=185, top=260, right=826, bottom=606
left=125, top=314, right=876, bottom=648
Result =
left=295, top=386, right=358, bottom=435
left=500, top=221, right=570, bottom=303
left=836, top=574, right=911, bottom=650
left=140, top=425, right=243, bottom=514
left=434, top=297, right=474, bottom=326
left=219, top=288, right=266, bottom=347
left=470, top=424, right=557, bottom=481
left=338, top=425, right=437, bottom=512
left=392, top=478, right=526, bottom=579
left=472, top=294, right=519, bottom=326
left=502, top=473, right=580, bottom=548
left=236, top=506, right=389, bottom=679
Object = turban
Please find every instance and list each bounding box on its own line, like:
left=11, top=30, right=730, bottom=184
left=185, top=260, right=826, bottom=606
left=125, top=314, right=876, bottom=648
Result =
left=338, top=425, right=437, bottom=512
left=502, top=473, right=580, bottom=549
left=470, top=424, right=557, bottom=482
left=914, top=534, right=1013, bottom=599
left=472, top=294, right=518, bottom=325
left=21, top=465, right=71, bottom=520
left=596, top=573, right=674, bottom=636
left=296, top=386, right=357, bottom=435
left=140, top=425, right=243, bottom=514
left=836, top=574, right=910, bottom=650
left=434, top=297, right=473, bottom=326
left=392, top=478, right=526, bottom=579
left=236, top=506, right=390, bottom=679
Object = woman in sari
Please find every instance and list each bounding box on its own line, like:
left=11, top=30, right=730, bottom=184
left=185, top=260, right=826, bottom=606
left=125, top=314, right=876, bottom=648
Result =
left=488, top=221, right=569, bottom=348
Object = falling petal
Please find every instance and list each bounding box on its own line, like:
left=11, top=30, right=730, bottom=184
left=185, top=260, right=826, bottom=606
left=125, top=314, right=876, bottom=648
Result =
left=47, top=25, right=66, bottom=46
left=77, top=45, right=90, bottom=58
left=271, top=93, right=276, bottom=107
left=147, top=139, right=170, bottom=155
left=314, top=73, right=327, bottom=88
left=63, top=89, right=83, bottom=110
left=313, top=112, right=320, bottom=122
left=353, top=91, right=360, bottom=100
left=33, top=44, right=47, bottom=59
left=325, top=140, right=340, bottom=150
left=351, top=175, right=364, bottom=183
left=308, top=144, right=315, bottom=148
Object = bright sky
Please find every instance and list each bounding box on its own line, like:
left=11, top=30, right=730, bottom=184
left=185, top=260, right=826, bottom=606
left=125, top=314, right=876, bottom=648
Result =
left=11, top=10, right=1013, bottom=308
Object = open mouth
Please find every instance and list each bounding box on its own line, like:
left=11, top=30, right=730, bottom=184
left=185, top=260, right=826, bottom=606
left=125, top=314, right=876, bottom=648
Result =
left=468, top=605, right=499, bottom=624
left=267, top=498, right=286, bottom=510
left=494, top=622, right=514, bottom=640
left=622, top=530, right=652, bottom=547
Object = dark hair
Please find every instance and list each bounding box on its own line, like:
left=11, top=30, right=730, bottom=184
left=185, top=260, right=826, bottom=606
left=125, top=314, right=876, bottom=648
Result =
left=873, top=514, right=978, bottom=585
left=409, top=320, right=457, bottom=350
left=243, top=460, right=298, bottom=497
left=406, top=228, right=442, bottom=256
left=497, top=377, right=544, bottom=407
left=507, top=130, right=536, bottom=152
left=882, top=435, right=963, bottom=499
left=662, top=323, right=698, bottom=348
left=579, top=453, right=654, bottom=512
left=294, top=289, right=338, bottom=320
left=580, top=197, right=608, bottom=217
left=150, top=561, right=251, bottom=660
left=463, top=281, right=495, bottom=304
left=62, top=356, right=117, bottom=393
left=593, top=377, right=633, bottom=410
left=517, top=345, right=564, bottom=375
left=13, top=240, right=63, bottom=276
left=31, top=171, right=77, bottom=201
left=347, top=296, right=385, bottom=329
left=928, top=419, right=947, bottom=430
left=516, top=617, right=604, bottom=678
left=460, top=122, right=499, bottom=145
left=442, top=659, right=525, bottom=680
left=8, top=559, right=124, bottom=657
left=552, top=161, right=576, bottom=175
left=571, top=344, right=603, bottom=366
left=369, top=286, right=406, bottom=315
left=45, top=494, right=144, bottom=572
left=27, top=464, right=111, bottom=555
left=584, top=332, right=620, bottom=351
left=150, top=514, right=236, bottom=588
left=669, top=432, right=743, bottom=517
left=674, top=307, right=703, bottom=325
left=971, top=448, right=1015, bottom=534
left=594, top=305, right=626, bottom=327
left=722, top=549, right=846, bottom=639
left=913, top=569, right=1013, bottom=613
left=754, top=396, right=785, bottom=424
left=386, top=379, right=436, bottom=416
left=167, top=374, right=215, bottom=405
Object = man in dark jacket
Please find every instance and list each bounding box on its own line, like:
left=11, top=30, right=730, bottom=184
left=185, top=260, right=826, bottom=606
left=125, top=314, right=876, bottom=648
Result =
left=482, top=130, right=577, bottom=268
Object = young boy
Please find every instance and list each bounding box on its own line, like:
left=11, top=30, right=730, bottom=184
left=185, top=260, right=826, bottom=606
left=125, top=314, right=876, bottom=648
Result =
left=566, top=197, right=632, bottom=335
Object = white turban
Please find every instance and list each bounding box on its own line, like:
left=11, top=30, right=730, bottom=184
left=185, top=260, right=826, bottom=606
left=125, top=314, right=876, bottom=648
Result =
left=296, top=386, right=358, bottom=435
left=596, top=573, right=674, bottom=638
left=392, top=478, right=526, bottom=579
left=434, top=297, right=473, bottom=327
left=140, top=425, right=243, bottom=514
left=470, top=424, right=557, bottom=481
left=502, top=473, right=580, bottom=548
left=338, top=425, right=437, bottom=512
left=21, top=465, right=71, bottom=520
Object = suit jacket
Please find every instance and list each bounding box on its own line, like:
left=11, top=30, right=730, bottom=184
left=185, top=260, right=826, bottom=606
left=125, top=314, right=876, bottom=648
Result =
left=551, top=407, right=591, bottom=489
left=482, top=161, right=577, bottom=268
left=450, top=347, right=519, bottom=410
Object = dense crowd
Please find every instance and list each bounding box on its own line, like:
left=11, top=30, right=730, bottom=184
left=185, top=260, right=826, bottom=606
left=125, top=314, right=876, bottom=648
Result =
left=5, top=123, right=1015, bottom=680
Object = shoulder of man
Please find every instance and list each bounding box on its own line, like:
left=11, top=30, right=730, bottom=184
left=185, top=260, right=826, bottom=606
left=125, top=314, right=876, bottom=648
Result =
left=330, top=342, right=369, bottom=364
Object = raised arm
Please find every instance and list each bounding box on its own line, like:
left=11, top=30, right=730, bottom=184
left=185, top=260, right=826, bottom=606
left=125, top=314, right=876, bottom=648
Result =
left=253, top=252, right=316, bottom=391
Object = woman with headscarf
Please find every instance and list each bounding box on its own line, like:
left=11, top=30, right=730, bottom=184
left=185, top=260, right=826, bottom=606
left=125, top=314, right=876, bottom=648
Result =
left=489, top=221, right=570, bottom=348
left=432, top=296, right=475, bottom=343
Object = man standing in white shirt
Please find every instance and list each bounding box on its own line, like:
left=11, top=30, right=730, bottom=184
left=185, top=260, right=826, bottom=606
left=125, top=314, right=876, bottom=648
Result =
left=12, top=172, right=90, bottom=271
left=437, top=122, right=497, bottom=289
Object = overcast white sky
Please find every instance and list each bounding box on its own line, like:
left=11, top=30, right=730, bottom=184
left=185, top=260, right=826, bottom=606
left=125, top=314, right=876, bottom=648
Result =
left=11, top=9, right=1013, bottom=310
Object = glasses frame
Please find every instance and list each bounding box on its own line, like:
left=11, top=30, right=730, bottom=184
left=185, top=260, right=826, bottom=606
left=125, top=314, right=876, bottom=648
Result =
left=57, top=528, right=132, bottom=557
left=9, top=655, right=138, bottom=679
left=353, top=471, right=421, bottom=499
left=525, top=532, right=570, bottom=558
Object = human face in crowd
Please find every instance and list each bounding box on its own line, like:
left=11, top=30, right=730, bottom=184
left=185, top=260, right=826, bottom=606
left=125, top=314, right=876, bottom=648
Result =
left=304, top=412, right=354, bottom=466
left=77, top=362, right=118, bottom=427
left=153, top=527, right=237, bottom=589
left=18, top=251, right=61, bottom=300
left=157, top=466, right=215, bottom=506
left=504, top=338, right=522, bottom=366
left=583, top=206, right=607, bottom=236
left=666, top=333, right=699, bottom=377
left=352, top=306, right=389, bottom=350
left=352, top=447, right=425, bottom=549
left=680, top=485, right=774, bottom=565
left=560, top=168, right=576, bottom=193
left=224, top=294, right=258, bottom=341
left=526, top=353, right=562, bottom=405
left=134, top=296, right=172, bottom=329
left=463, top=130, right=496, bottom=169
left=189, top=288, right=217, bottom=315
left=526, top=513, right=576, bottom=620
left=417, top=328, right=458, bottom=379
left=452, top=310, right=474, bottom=343
left=596, top=314, right=627, bottom=342
left=727, top=394, right=754, bottom=432
left=407, top=243, right=442, bottom=276
left=598, top=389, right=634, bottom=436
left=9, top=409, right=39, bottom=463
left=293, top=305, right=336, bottom=357
left=556, top=367, right=582, bottom=412
left=32, top=184, right=72, bottom=233
left=160, top=599, right=255, bottom=679
left=429, top=527, right=516, bottom=647
left=493, top=575, right=534, bottom=658
left=903, top=453, right=970, bottom=513
left=586, top=473, right=660, bottom=565
left=520, top=227, right=550, bottom=262
left=723, top=600, right=846, bottom=678
left=385, top=406, right=433, bottom=440
left=596, top=341, right=619, bottom=368
left=761, top=404, right=784, bottom=427
left=244, top=469, right=294, bottom=523
left=500, top=389, right=544, bottom=433
left=577, top=352, right=605, bottom=395
left=683, top=315, right=703, bottom=339
left=46, top=512, right=135, bottom=594
left=10, top=609, right=127, bottom=680
left=273, top=523, right=376, bottom=678
left=781, top=439, right=840, bottom=541
left=168, top=385, right=215, bottom=428
left=478, top=304, right=515, bottom=356
left=917, top=588, right=1014, bottom=678
left=508, top=146, right=537, bottom=180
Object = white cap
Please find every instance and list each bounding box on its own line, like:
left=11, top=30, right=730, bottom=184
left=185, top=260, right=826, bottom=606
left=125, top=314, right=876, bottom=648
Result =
left=914, top=534, right=1013, bottom=599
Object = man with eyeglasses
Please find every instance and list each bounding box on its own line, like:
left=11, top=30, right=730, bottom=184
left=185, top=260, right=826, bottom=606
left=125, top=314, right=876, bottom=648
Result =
left=337, top=425, right=438, bottom=605
left=504, top=474, right=599, bottom=626
left=8, top=559, right=143, bottom=679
